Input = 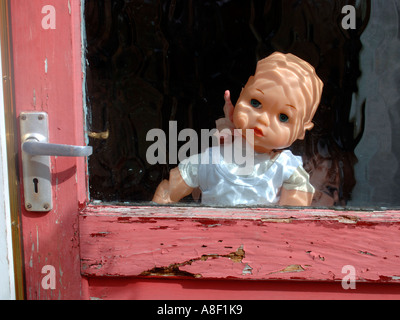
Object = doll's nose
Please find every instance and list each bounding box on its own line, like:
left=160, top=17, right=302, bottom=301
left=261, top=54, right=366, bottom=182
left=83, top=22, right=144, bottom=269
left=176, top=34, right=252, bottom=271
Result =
left=258, top=113, right=269, bottom=127
left=234, top=112, right=248, bottom=129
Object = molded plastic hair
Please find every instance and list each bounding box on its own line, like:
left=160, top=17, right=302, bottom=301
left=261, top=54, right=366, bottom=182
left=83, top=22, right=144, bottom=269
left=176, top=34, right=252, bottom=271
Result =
left=253, top=52, right=324, bottom=122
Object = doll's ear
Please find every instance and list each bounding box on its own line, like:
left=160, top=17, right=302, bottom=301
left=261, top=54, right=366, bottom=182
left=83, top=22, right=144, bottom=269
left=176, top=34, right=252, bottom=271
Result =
left=298, top=121, right=314, bottom=140
left=304, top=121, right=314, bottom=131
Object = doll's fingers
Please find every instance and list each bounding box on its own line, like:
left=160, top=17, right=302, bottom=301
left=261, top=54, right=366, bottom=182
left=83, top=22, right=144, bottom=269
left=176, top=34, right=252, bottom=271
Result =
left=224, top=90, right=231, bottom=102
left=223, top=90, right=234, bottom=121
left=223, top=90, right=233, bottom=109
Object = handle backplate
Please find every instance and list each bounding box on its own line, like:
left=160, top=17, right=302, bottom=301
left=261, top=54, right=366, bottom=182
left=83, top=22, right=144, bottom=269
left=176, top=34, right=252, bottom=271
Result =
left=20, top=112, right=53, bottom=212
left=20, top=111, right=92, bottom=212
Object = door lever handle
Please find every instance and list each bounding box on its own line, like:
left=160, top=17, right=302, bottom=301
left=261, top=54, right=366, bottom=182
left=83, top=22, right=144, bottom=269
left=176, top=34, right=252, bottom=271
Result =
left=22, top=139, right=93, bottom=157
left=20, top=111, right=92, bottom=212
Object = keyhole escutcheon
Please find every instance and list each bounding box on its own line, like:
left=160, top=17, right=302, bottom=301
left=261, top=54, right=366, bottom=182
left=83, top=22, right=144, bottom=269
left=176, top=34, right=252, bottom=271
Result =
left=33, top=178, right=39, bottom=194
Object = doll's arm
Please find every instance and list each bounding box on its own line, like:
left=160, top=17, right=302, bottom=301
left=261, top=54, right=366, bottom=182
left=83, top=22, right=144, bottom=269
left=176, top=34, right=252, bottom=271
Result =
left=152, top=167, right=194, bottom=204
left=280, top=166, right=314, bottom=206
left=279, top=188, right=313, bottom=207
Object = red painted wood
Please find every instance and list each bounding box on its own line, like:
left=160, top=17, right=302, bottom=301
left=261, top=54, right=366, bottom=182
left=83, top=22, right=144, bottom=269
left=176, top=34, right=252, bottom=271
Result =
left=11, top=0, right=86, bottom=299
left=9, top=0, right=400, bottom=300
left=86, top=278, right=400, bottom=300
left=80, top=205, right=400, bottom=283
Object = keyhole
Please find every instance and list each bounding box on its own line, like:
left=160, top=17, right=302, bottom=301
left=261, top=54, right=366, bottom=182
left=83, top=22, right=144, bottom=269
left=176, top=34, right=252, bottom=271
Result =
left=33, top=178, right=39, bottom=194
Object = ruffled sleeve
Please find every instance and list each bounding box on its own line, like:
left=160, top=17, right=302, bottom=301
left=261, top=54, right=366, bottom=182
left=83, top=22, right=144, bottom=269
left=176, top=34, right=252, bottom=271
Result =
left=178, top=154, right=201, bottom=188
left=282, top=165, right=315, bottom=194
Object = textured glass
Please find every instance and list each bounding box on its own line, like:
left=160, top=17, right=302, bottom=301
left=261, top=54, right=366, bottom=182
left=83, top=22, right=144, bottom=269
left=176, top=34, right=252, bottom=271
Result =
left=83, top=0, right=400, bottom=208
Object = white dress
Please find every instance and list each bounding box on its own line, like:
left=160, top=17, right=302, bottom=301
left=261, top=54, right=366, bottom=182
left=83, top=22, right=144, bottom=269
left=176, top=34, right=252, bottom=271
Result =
left=179, top=139, right=314, bottom=206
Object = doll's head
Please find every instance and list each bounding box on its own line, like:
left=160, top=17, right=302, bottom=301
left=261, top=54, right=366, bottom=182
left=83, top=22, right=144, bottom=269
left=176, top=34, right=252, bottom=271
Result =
left=233, top=52, right=324, bottom=154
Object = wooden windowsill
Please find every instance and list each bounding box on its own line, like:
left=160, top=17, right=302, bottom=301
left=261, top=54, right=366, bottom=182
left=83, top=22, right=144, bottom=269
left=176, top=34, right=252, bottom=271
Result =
left=80, top=204, right=400, bottom=283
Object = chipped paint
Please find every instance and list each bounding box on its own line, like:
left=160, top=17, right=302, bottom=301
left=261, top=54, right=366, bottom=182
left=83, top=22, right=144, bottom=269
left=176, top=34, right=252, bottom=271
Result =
left=261, top=218, right=293, bottom=224
left=337, top=215, right=359, bottom=224
left=242, top=264, right=253, bottom=275
left=278, top=265, right=306, bottom=273
left=306, top=251, right=325, bottom=261
left=80, top=206, right=400, bottom=284
left=36, top=226, right=39, bottom=253
left=90, top=232, right=110, bottom=238
left=140, top=246, right=245, bottom=278
left=359, top=251, right=376, bottom=256
left=32, top=89, right=36, bottom=107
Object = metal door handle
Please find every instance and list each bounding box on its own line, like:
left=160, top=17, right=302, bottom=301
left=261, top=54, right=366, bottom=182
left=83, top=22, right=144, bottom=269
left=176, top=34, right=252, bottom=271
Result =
left=22, top=139, right=93, bottom=157
left=20, top=111, right=92, bottom=212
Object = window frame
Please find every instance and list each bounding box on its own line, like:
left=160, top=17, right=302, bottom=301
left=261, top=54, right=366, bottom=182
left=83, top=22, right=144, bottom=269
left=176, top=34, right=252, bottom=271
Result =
left=80, top=204, right=400, bottom=284
left=80, top=0, right=400, bottom=288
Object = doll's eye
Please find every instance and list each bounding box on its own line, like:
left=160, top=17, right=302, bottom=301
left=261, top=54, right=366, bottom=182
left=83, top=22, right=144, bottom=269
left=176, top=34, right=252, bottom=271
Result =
left=250, top=99, right=262, bottom=108
left=279, top=113, right=289, bottom=123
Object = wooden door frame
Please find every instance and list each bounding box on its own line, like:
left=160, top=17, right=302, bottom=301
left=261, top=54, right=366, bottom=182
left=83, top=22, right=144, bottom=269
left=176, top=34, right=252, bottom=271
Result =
left=10, top=0, right=87, bottom=299
left=1, top=0, right=24, bottom=300
left=0, top=7, right=15, bottom=301
left=8, top=0, right=400, bottom=300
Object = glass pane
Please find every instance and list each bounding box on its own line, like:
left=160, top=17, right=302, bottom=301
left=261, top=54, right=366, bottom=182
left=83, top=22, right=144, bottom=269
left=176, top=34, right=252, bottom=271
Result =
left=84, top=0, right=400, bottom=208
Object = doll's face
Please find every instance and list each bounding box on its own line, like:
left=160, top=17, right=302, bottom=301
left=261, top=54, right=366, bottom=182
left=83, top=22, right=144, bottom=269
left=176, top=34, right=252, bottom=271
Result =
left=233, top=76, right=314, bottom=154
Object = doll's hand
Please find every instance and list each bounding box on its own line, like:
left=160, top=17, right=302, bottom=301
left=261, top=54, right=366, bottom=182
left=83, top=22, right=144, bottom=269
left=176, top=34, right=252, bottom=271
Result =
left=215, top=90, right=235, bottom=143
left=152, top=167, right=194, bottom=204
left=223, top=90, right=234, bottom=122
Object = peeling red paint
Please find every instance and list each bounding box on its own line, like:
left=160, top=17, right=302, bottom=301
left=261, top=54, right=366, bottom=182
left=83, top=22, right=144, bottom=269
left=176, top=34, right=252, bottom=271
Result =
left=90, top=232, right=110, bottom=238
left=117, top=216, right=158, bottom=224
left=117, top=217, right=132, bottom=223
left=80, top=205, right=400, bottom=285
left=195, top=218, right=237, bottom=228
left=149, top=226, right=170, bottom=230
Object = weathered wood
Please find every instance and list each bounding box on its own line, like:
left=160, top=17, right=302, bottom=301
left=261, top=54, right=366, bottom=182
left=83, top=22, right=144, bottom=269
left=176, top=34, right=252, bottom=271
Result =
left=80, top=205, right=400, bottom=283
left=11, top=0, right=86, bottom=299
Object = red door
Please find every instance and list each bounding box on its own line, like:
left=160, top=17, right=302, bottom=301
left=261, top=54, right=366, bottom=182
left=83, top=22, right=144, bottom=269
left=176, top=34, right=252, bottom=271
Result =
left=11, top=0, right=86, bottom=299
left=9, top=0, right=400, bottom=300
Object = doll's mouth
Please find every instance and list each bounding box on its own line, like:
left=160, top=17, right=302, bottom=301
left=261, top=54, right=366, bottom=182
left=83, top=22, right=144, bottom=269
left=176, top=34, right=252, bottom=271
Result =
left=252, top=127, right=264, bottom=137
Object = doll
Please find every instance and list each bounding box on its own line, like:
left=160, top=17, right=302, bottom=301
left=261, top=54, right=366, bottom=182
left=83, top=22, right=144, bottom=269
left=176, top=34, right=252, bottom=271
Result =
left=152, top=52, right=324, bottom=206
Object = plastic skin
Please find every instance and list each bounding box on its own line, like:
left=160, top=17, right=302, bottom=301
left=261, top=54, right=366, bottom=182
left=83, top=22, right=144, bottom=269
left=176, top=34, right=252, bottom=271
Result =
left=153, top=52, right=323, bottom=206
